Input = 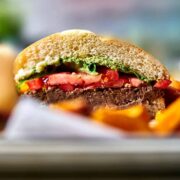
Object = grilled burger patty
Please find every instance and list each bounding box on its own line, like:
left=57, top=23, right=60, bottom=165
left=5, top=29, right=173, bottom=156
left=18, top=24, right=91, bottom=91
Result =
left=27, top=86, right=165, bottom=118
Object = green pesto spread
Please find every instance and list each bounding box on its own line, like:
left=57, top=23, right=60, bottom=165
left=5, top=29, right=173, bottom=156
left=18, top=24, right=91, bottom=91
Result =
left=16, top=56, right=150, bottom=83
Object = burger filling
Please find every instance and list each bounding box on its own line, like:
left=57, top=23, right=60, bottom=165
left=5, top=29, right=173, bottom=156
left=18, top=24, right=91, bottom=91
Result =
left=16, top=61, right=171, bottom=118
left=17, top=64, right=171, bottom=93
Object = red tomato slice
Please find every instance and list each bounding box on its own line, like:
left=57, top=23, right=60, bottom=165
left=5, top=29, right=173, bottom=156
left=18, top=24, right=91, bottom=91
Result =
left=81, top=74, right=102, bottom=85
left=27, top=78, right=43, bottom=90
left=47, top=73, right=83, bottom=86
left=112, top=78, right=129, bottom=87
left=60, top=84, right=75, bottom=91
left=47, top=72, right=102, bottom=86
left=154, top=80, right=171, bottom=89
left=87, top=77, right=128, bottom=89
left=102, top=69, right=119, bottom=82
left=129, top=78, right=143, bottom=87
left=84, top=82, right=103, bottom=90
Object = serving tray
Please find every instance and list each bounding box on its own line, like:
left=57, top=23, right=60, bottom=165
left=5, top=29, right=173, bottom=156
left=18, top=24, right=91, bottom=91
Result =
left=0, top=138, right=180, bottom=178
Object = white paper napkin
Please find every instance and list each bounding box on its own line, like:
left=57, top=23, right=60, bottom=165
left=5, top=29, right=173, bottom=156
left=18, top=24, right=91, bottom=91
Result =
left=4, top=98, right=122, bottom=139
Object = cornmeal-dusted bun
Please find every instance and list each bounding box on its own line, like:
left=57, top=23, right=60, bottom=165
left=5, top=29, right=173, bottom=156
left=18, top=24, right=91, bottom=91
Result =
left=14, top=29, right=170, bottom=82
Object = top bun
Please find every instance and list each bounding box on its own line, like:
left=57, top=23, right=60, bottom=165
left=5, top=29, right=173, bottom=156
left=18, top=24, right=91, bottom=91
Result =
left=14, top=29, right=170, bottom=82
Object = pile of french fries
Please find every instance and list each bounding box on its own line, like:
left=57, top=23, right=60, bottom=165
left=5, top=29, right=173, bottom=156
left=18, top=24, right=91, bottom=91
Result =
left=50, top=79, right=180, bottom=136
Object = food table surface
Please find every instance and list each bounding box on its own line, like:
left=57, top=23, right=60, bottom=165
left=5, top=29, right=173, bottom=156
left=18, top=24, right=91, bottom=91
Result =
left=0, top=138, right=180, bottom=179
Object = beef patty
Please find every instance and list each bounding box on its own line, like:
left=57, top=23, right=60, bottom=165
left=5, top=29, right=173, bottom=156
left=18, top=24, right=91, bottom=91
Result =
left=27, top=86, right=165, bottom=118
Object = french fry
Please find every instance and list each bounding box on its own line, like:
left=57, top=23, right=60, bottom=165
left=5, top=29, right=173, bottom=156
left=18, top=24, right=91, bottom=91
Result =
left=0, top=45, right=17, bottom=115
left=91, top=105, right=150, bottom=132
left=49, top=98, right=89, bottom=115
left=150, top=98, right=180, bottom=135
left=170, top=78, right=180, bottom=91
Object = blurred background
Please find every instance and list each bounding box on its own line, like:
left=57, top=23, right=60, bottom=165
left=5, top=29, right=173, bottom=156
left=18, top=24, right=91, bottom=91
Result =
left=0, top=0, right=180, bottom=79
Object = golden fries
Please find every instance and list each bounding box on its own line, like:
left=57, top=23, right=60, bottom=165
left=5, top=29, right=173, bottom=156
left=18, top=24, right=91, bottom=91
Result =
left=170, top=78, right=180, bottom=91
left=91, top=105, right=150, bottom=132
left=49, top=98, right=89, bottom=115
left=150, top=98, right=180, bottom=135
left=0, top=45, right=17, bottom=115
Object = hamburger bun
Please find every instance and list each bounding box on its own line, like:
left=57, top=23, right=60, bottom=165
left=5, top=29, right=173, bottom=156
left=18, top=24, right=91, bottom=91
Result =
left=14, top=29, right=169, bottom=83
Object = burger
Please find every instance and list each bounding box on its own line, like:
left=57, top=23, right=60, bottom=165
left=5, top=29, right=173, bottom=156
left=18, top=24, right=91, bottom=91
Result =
left=14, top=30, right=171, bottom=118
